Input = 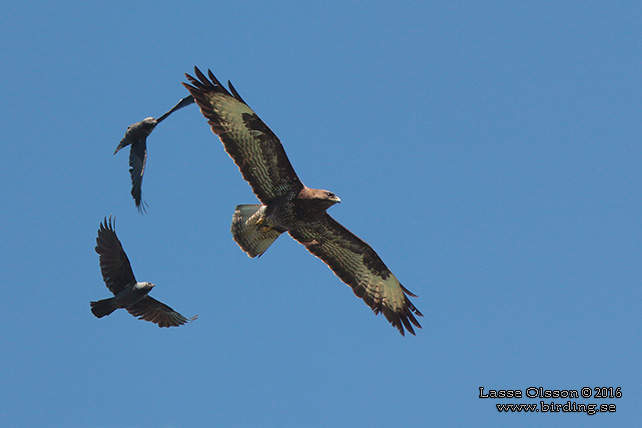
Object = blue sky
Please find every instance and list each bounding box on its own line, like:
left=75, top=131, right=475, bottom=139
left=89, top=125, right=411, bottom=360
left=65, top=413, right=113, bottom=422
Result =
left=1, top=1, right=639, bottom=427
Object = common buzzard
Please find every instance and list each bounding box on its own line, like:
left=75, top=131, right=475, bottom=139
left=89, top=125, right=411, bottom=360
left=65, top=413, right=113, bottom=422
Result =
left=183, top=68, right=422, bottom=335
left=91, top=216, right=197, bottom=327
left=114, top=95, right=195, bottom=212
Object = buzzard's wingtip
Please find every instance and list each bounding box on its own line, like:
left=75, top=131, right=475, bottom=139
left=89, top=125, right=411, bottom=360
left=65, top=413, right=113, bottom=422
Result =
left=401, top=316, right=414, bottom=335
left=401, top=284, right=418, bottom=298
left=227, top=80, right=248, bottom=104
left=184, top=67, right=200, bottom=86
left=194, top=66, right=208, bottom=83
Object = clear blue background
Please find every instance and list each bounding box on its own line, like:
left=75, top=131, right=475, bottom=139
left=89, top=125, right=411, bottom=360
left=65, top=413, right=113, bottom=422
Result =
left=1, top=1, right=639, bottom=427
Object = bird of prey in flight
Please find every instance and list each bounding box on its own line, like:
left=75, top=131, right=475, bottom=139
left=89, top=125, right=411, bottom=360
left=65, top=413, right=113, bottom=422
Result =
left=114, top=95, right=195, bottom=212
left=183, top=67, right=422, bottom=335
left=91, top=217, right=197, bottom=327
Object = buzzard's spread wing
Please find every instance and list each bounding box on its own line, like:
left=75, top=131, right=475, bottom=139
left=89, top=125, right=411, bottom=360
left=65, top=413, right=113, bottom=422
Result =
left=289, top=214, right=423, bottom=336
left=183, top=67, right=303, bottom=204
left=95, top=217, right=136, bottom=295
left=128, top=138, right=147, bottom=212
left=127, top=296, right=197, bottom=328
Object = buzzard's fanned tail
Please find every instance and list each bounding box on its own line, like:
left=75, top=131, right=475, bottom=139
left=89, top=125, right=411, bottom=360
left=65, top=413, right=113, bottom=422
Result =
left=231, top=204, right=284, bottom=258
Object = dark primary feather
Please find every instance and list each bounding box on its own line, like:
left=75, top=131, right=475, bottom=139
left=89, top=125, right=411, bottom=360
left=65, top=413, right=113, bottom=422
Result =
left=95, top=216, right=137, bottom=294
left=183, top=67, right=303, bottom=204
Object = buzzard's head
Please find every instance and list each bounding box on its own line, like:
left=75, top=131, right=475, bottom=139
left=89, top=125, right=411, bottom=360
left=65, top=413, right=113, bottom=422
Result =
left=299, top=188, right=341, bottom=207
left=322, top=190, right=341, bottom=205
left=317, top=190, right=341, bottom=204
left=295, top=188, right=342, bottom=220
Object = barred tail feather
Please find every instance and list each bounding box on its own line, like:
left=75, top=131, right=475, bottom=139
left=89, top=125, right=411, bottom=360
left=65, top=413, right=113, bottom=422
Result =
left=231, top=204, right=283, bottom=258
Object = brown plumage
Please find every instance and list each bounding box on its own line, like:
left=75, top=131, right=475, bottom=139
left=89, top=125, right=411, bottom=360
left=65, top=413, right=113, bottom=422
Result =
left=183, top=67, right=422, bottom=335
